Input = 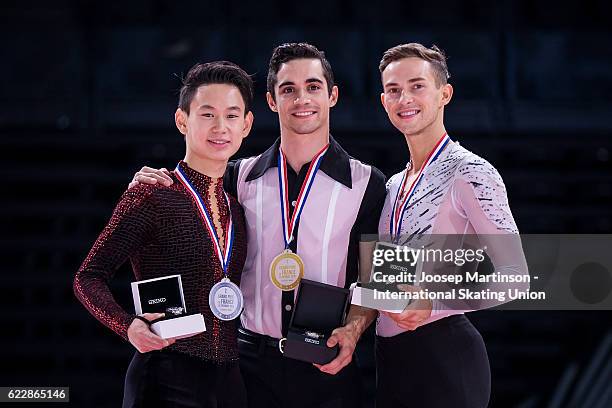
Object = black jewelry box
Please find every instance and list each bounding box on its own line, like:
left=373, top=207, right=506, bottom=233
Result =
left=283, top=279, right=350, bottom=365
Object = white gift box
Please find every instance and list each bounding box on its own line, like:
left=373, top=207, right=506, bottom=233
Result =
left=131, top=275, right=206, bottom=340
left=350, top=241, right=423, bottom=313
left=150, top=313, right=206, bottom=340
left=350, top=285, right=412, bottom=313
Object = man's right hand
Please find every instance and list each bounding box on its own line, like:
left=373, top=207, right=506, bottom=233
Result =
left=128, top=167, right=173, bottom=189
left=127, top=313, right=176, bottom=353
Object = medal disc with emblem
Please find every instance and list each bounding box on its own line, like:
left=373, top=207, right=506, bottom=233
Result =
left=209, top=278, right=243, bottom=321
left=270, top=249, right=304, bottom=291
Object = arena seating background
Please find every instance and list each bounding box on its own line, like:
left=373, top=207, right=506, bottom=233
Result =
left=1, top=1, right=611, bottom=406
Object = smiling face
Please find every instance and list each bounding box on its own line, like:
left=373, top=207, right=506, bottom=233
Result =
left=266, top=58, right=338, bottom=136
left=176, top=83, right=253, bottom=164
left=380, top=57, right=452, bottom=137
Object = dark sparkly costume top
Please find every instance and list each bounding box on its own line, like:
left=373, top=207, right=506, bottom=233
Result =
left=74, top=161, right=247, bottom=363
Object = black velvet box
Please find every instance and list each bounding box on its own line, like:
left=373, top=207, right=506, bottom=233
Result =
left=283, top=279, right=350, bottom=365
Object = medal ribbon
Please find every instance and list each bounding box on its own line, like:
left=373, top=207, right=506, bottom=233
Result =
left=175, top=164, right=234, bottom=275
left=390, top=133, right=451, bottom=241
left=278, top=144, right=330, bottom=248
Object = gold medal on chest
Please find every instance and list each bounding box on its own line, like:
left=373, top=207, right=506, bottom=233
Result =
left=269, top=249, right=305, bottom=291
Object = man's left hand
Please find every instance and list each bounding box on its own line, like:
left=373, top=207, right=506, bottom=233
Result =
left=314, top=323, right=359, bottom=375
left=381, top=284, right=433, bottom=331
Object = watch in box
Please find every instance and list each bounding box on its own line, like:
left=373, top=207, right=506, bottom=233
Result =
left=131, top=275, right=206, bottom=339
left=282, top=279, right=350, bottom=365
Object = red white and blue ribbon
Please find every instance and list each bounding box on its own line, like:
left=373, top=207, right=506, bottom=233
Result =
left=390, top=133, right=451, bottom=241
left=278, top=144, right=330, bottom=248
left=175, top=164, right=234, bottom=275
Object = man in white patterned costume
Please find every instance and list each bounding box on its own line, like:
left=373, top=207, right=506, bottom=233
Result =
left=374, top=43, right=528, bottom=407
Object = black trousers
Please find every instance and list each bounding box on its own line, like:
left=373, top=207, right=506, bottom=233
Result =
left=238, top=330, right=363, bottom=408
left=123, top=351, right=247, bottom=408
left=375, top=315, right=490, bottom=408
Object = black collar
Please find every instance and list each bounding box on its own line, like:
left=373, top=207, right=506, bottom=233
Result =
left=245, top=135, right=353, bottom=188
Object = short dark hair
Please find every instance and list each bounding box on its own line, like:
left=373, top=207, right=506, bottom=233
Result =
left=178, top=61, right=254, bottom=115
left=267, top=43, right=334, bottom=100
left=379, top=43, right=450, bottom=87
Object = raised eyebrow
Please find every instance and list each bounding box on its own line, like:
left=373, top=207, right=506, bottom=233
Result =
left=305, top=78, right=324, bottom=85
left=384, top=82, right=400, bottom=89
left=278, top=81, right=295, bottom=88
left=197, top=104, right=216, bottom=110
left=226, top=106, right=242, bottom=112
left=384, top=78, right=426, bottom=89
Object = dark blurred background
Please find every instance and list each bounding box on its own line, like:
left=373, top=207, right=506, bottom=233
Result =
left=1, top=1, right=611, bottom=407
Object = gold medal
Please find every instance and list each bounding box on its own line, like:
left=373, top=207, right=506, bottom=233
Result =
left=270, top=249, right=304, bottom=291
